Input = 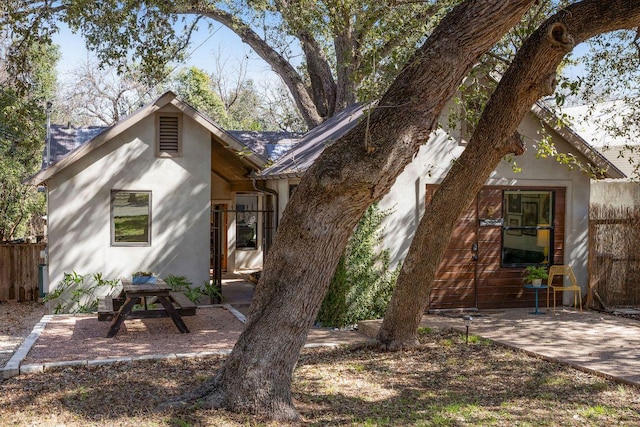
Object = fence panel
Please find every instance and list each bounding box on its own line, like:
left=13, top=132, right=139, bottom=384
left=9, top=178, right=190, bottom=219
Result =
left=589, top=205, right=640, bottom=308
left=0, top=243, right=45, bottom=302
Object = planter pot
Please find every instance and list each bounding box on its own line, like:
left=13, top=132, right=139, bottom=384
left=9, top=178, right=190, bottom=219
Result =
left=532, top=278, right=542, bottom=287
left=132, top=276, right=156, bottom=285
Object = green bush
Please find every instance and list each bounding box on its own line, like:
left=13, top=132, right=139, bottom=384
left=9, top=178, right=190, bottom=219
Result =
left=163, top=274, right=202, bottom=304
left=43, top=271, right=119, bottom=314
left=317, top=204, right=400, bottom=328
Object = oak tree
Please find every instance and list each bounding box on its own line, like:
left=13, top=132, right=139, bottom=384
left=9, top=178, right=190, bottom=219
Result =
left=177, top=1, right=537, bottom=420
left=4, top=0, right=454, bottom=129
left=378, top=0, right=640, bottom=349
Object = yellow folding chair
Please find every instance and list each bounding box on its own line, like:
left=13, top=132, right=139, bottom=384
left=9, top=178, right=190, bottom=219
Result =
left=546, top=265, right=582, bottom=312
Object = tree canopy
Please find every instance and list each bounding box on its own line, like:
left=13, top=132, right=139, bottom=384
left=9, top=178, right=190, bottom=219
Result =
left=4, top=0, right=456, bottom=128
left=0, top=37, right=59, bottom=241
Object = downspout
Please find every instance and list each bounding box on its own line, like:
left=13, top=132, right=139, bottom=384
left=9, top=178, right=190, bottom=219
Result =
left=252, top=175, right=279, bottom=230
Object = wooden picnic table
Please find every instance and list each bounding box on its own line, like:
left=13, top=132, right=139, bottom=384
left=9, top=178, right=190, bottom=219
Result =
left=106, top=279, right=192, bottom=338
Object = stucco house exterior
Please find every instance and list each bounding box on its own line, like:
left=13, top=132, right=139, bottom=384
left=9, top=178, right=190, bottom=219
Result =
left=256, top=102, right=624, bottom=310
left=28, top=91, right=294, bottom=294
left=30, top=91, right=623, bottom=310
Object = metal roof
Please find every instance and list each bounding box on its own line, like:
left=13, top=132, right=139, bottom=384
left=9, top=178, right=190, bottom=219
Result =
left=255, top=103, right=366, bottom=179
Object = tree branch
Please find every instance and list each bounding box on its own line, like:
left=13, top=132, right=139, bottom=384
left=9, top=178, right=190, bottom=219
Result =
left=378, top=0, right=640, bottom=350
left=176, top=1, right=323, bottom=128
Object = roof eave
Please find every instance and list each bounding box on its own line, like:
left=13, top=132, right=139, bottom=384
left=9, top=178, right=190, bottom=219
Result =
left=25, top=91, right=267, bottom=186
left=167, top=98, right=266, bottom=169
left=530, top=102, right=626, bottom=180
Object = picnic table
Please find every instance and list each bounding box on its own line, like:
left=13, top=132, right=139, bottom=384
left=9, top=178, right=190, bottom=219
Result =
left=104, top=279, right=195, bottom=338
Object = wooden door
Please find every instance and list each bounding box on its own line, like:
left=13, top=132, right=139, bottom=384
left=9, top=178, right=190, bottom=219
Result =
left=475, top=187, right=519, bottom=309
left=426, top=185, right=566, bottom=310
left=427, top=185, right=478, bottom=310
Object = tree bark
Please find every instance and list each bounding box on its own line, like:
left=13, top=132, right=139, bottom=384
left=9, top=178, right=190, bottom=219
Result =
left=377, top=0, right=640, bottom=350
left=183, top=0, right=536, bottom=420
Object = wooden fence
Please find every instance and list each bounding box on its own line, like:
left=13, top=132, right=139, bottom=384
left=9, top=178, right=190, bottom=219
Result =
left=0, top=243, right=46, bottom=302
left=589, top=205, right=640, bottom=308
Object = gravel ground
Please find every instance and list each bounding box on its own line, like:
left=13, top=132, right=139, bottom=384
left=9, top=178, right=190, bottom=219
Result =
left=0, top=301, right=46, bottom=368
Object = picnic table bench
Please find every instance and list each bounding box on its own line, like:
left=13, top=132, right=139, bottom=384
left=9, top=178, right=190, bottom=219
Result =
left=98, top=279, right=196, bottom=337
left=98, top=291, right=196, bottom=321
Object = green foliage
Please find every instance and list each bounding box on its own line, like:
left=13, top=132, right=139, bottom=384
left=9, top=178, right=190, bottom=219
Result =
left=0, top=39, right=58, bottom=241
left=43, top=271, right=120, bottom=314
left=1, top=0, right=456, bottom=126
left=132, top=271, right=154, bottom=277
left=317, top=204, right=400, bottom=328
left=163, top=274, right=202, bottom=304
left=522, top=265, right=548, bottom=283
left=203, top=280, right=223, bottom=303
left=173, top=67, right=231, bottom=127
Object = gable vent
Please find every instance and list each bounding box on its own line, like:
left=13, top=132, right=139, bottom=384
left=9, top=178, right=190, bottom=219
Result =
left=158, top=115, right=180, bottom=153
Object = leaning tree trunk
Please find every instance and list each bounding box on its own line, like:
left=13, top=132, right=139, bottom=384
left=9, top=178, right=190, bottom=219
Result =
left=181, top=0, right=536, bottom=421
left=377, top=0, right=640, bottom=349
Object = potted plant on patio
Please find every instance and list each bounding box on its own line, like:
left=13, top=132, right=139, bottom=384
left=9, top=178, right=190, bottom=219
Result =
left=132, top=271, right=156, bottom=285
left=522, top=265, right=548, bottom=287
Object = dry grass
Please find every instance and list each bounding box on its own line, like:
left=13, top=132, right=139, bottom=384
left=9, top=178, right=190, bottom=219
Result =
left=1, top=328, right=639, bottom=426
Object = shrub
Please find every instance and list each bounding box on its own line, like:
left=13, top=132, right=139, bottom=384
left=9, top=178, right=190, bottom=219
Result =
left=43, top=271, right=119, bottom=314
left=163, top=274, right=202, bottom=303
left=317, top=204, right=400, bottom=328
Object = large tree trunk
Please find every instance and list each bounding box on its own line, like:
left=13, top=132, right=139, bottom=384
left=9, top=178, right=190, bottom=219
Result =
left=377, top=0, right=640, bottom=350
left=183, top=1, right=536, bottom=421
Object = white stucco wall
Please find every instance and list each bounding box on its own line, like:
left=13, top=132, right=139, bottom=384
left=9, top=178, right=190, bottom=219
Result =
left=46, top=108, right=211, bottom=293
left=591, top=179, right=640, bottom=208
left=378, top=110, right=593, bottom=301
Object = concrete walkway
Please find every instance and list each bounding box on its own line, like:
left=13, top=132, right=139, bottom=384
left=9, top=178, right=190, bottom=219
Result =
left=360, top=307, right=640, bottom=386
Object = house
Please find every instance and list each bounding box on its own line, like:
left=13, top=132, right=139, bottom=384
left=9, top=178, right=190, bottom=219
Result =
left=256, top=101, right=624, bottom=310
left=30, top=90, right=623, bottom=311
left=28, top=91, right=297, bottom=293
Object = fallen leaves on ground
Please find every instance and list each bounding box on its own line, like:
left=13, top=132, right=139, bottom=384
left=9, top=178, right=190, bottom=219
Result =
left=1, top=328, right=639, bottom=426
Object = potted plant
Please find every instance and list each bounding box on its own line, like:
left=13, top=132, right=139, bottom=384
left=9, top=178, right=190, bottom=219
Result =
left=132, top=271, right=156, bottom=285
left=522, top=265, right=548, bottom=287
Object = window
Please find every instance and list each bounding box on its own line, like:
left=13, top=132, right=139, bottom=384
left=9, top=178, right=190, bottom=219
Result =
left=156, top=113, right=182, bottom=157
left=236, top=195, right=258, bottom=250
left=502, top=190, right=553, bottom=266
left=111, top=191, right=151, bottom=245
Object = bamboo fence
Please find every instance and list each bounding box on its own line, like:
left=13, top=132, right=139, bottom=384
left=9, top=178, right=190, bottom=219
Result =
left=589, top=205, right=640, bottom=308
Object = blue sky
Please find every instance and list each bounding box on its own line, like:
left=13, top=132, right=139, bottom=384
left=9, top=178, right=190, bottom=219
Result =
left=51, top=19, right=278, bottom=85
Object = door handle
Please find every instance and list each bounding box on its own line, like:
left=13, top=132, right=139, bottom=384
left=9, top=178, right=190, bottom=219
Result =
left=471, top=254, right=478, bottom=261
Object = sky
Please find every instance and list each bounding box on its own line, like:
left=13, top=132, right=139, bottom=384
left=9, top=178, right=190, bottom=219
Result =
left=51, top=18, right=279, bottom=87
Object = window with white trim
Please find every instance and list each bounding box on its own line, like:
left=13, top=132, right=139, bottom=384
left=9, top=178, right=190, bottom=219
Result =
left=111, top=191, right=151, bottom=246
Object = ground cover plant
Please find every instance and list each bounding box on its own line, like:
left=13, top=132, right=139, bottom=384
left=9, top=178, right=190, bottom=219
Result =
left=1, top=327, right=638, bottom=426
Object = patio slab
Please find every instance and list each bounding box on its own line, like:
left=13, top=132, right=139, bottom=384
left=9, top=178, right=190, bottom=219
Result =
left=360, top=307, right=640, bottom=386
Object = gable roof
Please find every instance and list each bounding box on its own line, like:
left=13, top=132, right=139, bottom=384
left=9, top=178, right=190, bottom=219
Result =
left=27, top=91, right=267, bottom=185
left=562, top=101, right=638, bottom=178
left=45, top=124, right=107, bottom=167
left=256, top=101, right=624, bottom=181
left=531, top=103, right=625, bottom=179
